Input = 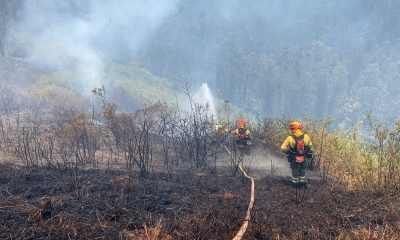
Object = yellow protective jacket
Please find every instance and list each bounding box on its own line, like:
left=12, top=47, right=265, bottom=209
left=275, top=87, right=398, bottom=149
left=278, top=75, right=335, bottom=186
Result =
left=281, top=133, right=312, bottom=154
left=232, top=128, right=251, bottom=137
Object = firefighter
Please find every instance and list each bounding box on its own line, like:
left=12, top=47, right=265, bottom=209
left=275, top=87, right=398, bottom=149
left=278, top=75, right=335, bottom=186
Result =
left=215, top=123, right=228, bottom=135
left=281, top=121, right=313, bottom=184
left=232, top=118, right=251, bottom=148
left=214, top=123, right=228, bottom=143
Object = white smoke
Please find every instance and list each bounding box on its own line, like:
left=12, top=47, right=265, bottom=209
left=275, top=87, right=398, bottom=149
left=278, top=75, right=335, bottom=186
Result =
left=10, top=0, right=180, bottom=93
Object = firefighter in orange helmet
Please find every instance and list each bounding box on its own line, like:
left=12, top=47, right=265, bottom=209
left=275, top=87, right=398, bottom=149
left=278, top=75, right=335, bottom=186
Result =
left=281, top=121, right=313, bottom=184
left=232, top=118, right=251, bottom=148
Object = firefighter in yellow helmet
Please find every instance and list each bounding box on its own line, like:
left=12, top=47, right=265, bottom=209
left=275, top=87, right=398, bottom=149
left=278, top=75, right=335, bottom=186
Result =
left=215, top=123, right=228, bottom=135
left=214, top=123, right=228, bottom=143
left=231, top=118, right=251, bottom=148
left=281, top=121, right=313, bottom=184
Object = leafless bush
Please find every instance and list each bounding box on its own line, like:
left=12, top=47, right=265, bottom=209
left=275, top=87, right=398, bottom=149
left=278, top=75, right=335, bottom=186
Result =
left=155, top=104, right=178, bottom=172
left=174, top=104, right=214, bottom=169
left=103, top=103, right=160, bottom=176
left=0, top=84, right=22, bottom=115
left=256, top=117, right=290, bottom=152
left=0, top=84, right=220, bottom=181
left=54, top=111, right=99, bottom=168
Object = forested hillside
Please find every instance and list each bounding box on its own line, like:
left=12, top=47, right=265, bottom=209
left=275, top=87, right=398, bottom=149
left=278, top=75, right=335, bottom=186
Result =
left=1, top=1, right=400, bottom=127
left=141, top=0, right=400, bottom=127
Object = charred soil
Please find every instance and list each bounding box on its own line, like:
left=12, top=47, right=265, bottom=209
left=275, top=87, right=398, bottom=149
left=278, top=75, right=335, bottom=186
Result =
left=0, top=164, right=399, bottom=239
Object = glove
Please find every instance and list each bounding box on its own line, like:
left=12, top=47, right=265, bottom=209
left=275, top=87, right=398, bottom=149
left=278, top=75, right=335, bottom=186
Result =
left=305, top=149, right=313, bottom=158
left=287, top=149, right=296, bottom=155
left=286, top=149, right=293, bottom=162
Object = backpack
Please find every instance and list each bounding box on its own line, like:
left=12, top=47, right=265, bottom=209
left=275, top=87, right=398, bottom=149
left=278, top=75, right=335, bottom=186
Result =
left=292, top=135, right=305, bottom=163
left=238, top=128, right=247, bottom=140
left=235, top=128, right=248, bottom=148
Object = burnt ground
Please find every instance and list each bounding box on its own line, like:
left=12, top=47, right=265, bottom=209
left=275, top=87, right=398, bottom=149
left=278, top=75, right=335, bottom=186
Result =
left=0, top=164, right=399, bottom=239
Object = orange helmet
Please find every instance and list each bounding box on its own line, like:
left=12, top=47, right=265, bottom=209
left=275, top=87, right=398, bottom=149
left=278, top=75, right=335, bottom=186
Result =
left=236, top=118, right=247, bottom=128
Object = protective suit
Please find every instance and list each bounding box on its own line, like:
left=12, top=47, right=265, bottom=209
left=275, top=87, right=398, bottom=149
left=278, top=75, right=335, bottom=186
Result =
left=281, top=121, right=313, bottom=184
left=232, top=118, right=251, bottom=147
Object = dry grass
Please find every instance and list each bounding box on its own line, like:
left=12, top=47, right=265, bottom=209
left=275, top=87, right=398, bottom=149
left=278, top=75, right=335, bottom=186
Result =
left=120, top=220, right=173, bottom=240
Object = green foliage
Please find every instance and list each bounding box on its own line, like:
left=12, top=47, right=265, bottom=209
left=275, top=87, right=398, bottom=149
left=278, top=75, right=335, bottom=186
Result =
left=30, top=73, right=86, bottom=108
left=104, top=63, right=181, bottom=104
left=259, top=115, right=400, bottom=191
left=35, top=72, right=81, bottom=93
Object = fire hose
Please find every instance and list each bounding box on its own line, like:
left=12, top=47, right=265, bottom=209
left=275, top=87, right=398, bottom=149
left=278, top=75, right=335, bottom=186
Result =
left=223, top=145, right=255, bottom=240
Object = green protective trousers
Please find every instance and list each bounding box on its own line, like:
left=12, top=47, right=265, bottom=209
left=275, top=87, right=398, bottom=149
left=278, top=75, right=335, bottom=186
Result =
left=288, top=157, right=308, bottom=184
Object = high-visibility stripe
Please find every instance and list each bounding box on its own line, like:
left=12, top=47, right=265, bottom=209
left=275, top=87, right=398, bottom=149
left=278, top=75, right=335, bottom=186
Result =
left=299, top=176, right=307, bottom=183
left=291, top=177, right=299, bottom=183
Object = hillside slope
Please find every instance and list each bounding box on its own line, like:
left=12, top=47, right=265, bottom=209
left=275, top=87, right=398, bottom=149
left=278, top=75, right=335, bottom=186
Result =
left=0, top=57, right=183, bottom=110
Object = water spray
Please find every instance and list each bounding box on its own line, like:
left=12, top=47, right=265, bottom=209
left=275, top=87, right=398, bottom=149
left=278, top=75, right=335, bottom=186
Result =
left=192, top=83, right=217, bottom=118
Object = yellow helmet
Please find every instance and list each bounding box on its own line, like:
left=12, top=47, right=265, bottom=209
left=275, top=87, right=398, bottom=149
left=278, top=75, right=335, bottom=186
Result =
left=290, top=121, right=304, bottom=136
left=290, top=121, right=303, bottom=132
left=215, top=123, right=224, bottom=131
